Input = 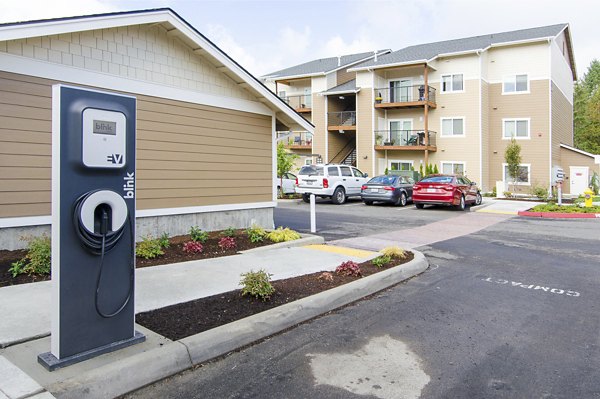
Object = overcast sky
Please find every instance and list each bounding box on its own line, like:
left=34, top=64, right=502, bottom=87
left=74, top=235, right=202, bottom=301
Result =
left=1, top=0, right=598, bottom=79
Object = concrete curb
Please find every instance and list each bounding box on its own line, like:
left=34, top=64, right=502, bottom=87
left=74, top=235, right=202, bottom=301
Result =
left=518, top=211, right=600, bottom=219
left=238, top=233, right=324, bottom=254
left=47, top=251, right=428, bottom=398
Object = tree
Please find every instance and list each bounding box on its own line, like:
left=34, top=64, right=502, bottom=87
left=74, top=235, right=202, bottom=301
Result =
left=504, top=138, right=522, bottom=191
left=276, top=142, right=298, bottom=195
left=574, top=59, right=600, bottom=154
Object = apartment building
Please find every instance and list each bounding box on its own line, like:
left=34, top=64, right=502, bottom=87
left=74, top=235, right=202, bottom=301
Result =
left=265, top=24, right=599, bottom=194
left=263, top=50, right=390, bottom=170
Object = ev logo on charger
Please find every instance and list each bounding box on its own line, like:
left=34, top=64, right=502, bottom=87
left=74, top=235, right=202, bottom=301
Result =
left=123, top=172, right=135, bottom=199
left=107, top=154, right=124, bottom=165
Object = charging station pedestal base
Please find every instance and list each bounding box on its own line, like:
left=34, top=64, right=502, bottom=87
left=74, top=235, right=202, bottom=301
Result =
left=39, top=85, right=145, bottom=371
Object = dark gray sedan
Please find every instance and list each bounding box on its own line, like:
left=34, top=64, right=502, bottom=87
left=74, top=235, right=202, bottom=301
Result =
left=360, top=175, right=414, bottom=206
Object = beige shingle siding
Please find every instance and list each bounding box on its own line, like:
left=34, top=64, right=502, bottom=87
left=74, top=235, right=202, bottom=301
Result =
left=481, top=81, right=490, bottom=190
left=488, top=80, right=550, bottom=191
left=356, top=88, right=373, bottom=175
left=0, top=71, right=272, bottom=218
left=310, top=94, right=326, bottom=161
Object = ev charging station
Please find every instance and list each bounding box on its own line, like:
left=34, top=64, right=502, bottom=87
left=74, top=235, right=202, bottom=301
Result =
left=38, top=85, right=145, bottom=371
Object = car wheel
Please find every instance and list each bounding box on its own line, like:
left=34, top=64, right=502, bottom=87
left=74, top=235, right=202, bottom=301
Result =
left=395, top=192, right=407, bottom=207
left=457, top=195, right=466, bottom=211
left=331, top=187, right=346, bottom=205
left=475, top=192, right=482, bottom=206
left=302, top=193, right=310, bottom=203
left=363, top=200, right=373, bottom=205
left=415, top=203, right=424, bottom=209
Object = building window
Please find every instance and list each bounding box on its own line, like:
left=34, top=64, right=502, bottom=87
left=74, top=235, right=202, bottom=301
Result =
left=441, top=117, right=465, bottom=137
left=441, top=74, right=464, bottom=92
left=441, top=162, right=465, bottom=175
left=503, top=164, right=530, bottom=185
left=390, top=161, right=412, bottom=171
left=503, top=119, right=530, bottom=139
left=503, top=74, right=528, bottom=93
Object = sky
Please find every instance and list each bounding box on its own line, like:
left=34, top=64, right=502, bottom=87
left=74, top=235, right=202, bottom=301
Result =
left=1, top=0, right=598, bottom=79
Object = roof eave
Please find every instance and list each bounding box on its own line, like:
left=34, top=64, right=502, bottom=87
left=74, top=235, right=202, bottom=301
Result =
left=320, top=88, right=361, bottom=96
left=348, top=59, right=429, bottom=72
left=555, top=24, right=577, bottom=81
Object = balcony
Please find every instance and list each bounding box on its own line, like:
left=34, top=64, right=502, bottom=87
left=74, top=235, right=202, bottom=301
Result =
left=282, top=94, right=312, bottom=113
left=374, top=85, right=436, bottom=109
left=327, top=111, right=356, bottom=131
left=277, top=131, right=312, bottom=149
left=374, top=130, right=437, bottom=151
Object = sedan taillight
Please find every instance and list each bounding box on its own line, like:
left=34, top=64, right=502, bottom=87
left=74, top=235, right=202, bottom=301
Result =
left=323, top=178, right=329, bottom=188
left=383, top=186, right=394, bottom=191
left=295, top=178, right=298, bottom=186
left=361, top=185, right=368, bottom=191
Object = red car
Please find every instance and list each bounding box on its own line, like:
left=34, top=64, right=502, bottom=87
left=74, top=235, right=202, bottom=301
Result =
left=412, top=174, right=482, bottom=210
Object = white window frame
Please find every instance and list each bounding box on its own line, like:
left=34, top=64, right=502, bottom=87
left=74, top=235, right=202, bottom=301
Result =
left=440, top=161, right=466, bottom=176
left=502, top=74, right=529, bottom=94
left=502, top=118, right=530, bottom=140
left=388, top=118, right=413, bottom=144
left=389, top=159, right=414, bottom=172
left=388, top=78, right=412, bottom=102
left=502, top=163, right=531, bottom=186
left=440, top=73, right=464, bottom=93
left=440, top=117, right=465, bottom=137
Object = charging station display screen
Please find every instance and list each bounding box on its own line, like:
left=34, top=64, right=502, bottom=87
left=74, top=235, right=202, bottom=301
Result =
left=93, top=120, right=117, bottom=135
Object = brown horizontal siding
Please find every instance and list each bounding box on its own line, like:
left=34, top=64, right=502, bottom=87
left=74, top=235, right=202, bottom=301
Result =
left=0, top=71, right=273, bottom=218
left=551, top=82, right=573, bottom=166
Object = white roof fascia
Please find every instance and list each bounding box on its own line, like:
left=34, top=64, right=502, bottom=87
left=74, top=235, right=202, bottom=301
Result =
left=325, top=51, right=392, bottom=74
left=488, top=36, right=552, bottom=49
left=0, top=9, right=314, bottom=133
left=319, top=88, right=361, bottom=96
left=429, top=48, right=482, bottom=61
left=262, top=72, right=324, bottom=81
left=348, top=59, right=429, bottom=72
left=553, top=24, right=577, bottom=80
left=560, top=143, right=599, bottom=162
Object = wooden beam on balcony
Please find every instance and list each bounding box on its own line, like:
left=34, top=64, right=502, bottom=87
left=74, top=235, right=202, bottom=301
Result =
left=328, top=126, right=357, bottom=132
left=374, top=145, right=437, bottom=152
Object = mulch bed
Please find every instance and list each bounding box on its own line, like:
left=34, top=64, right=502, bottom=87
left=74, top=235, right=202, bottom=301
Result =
left=0, top=229, right=275, bottom=288
left=136, top=252, right=414, bottom=341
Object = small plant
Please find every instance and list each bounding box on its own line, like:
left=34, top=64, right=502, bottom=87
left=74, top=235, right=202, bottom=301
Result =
left=221, top=226, right=237, bottom=238
left=335, top=260, right=362, bottom=277
left=372, top=254, right=392, bottom=268
left=503, top=191, right=513, bottom=198
left=218, top=236, right=237, bottom=250
left=190, top=226, right=209, bottom=243
left=492, top=186, right=497, bottom=197
left=158, top=232, right=170, bottom=249
left=267, top=227, right=301, bottom=243
left=380, top=246, right=407, bottom=259
left=182, top=241, right=203, bottom=254
left=246, top=224, right=266, bottom=243
left=135, top=236, right=164, bottom=259
left=9, top=235, right=51, bottom=277
left=317, top=272, right=334, bottom=282
left=531, top=185, right=549, bottom=201
left=240, top=269, right=275, bottom=301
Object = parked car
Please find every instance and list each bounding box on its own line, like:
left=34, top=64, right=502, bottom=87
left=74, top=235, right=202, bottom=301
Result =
left=295, top=164, right=369, bottom=204
left=412, top=174, right=482, bottom=210
left=276, top=172, right=297, bottom=195
left=360, top=175, right=414, bottom=206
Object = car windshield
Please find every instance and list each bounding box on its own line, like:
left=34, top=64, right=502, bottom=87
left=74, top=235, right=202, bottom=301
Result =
left=368, top=176, right=397, bottom=185
left=420, top=176, right=453, bottom=184
left=299, top=165, right=324, bottom=176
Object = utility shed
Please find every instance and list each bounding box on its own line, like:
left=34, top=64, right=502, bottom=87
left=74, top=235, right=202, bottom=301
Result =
left=0, top=8, right=313, bottom=249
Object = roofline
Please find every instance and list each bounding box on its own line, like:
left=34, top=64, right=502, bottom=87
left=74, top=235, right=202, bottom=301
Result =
left=348, top=59, right=428, bottom=72
left=560, top=143, right=600, bottom=162
left=262, top=50, right=392, bottom=81
left=0, top=8, right=314, bottom=132
left=320, top=88, right=361, bottom=96
left=554, top=24, right=577, bottom=80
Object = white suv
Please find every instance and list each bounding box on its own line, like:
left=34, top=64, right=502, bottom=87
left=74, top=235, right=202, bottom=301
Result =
left=295, top=164, right=369, bottom=204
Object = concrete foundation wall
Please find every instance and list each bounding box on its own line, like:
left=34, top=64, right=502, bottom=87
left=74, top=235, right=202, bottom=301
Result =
left=0, top=207, right=274, bottom=250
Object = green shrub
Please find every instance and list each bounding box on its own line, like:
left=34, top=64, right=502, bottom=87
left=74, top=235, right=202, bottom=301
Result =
left=158, top=232, right=170, bottom=249
left=372, top=255, right=392, bottom=268
left=136, top=236, right=164, bottom=259
left=380, top=246, right=406, bottom=259
left=9, top=235, right=51, bottom=277
left=190, top=226, right=209, bottom=243
left=267, top=227, right=301, bottom=243
left=221, top=226, right=237, bottom=238
left=246, top=224, right=266, bottom=243
left=531, top=184, right=549, bottom=201
left=530, top=204, right=600, bottom=213
left=503, top=191, right=513, bottom=198
left=240, top=269, right=275, bottom=301
left=492, top=186, right=497, bottom=197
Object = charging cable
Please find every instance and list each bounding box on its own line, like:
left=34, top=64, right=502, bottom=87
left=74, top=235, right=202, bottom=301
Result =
left=73, top=190, right=134, bottom=318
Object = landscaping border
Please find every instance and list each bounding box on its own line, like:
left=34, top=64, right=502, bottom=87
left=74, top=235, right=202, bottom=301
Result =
left=47, top=251, right=429, bottom=398
left=518, top=211, right=600, bottom=219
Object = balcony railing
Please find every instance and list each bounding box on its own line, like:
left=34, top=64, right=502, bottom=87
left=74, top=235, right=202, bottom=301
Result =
left=374, top=130, right=437, bottom=148
left=374, top=85, right=436, bottom=106
left=277, top=131, right=313, bottom=147
left=327, top=111, right=356, bottom=127
left=281, top=94, right=312, bottom=111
